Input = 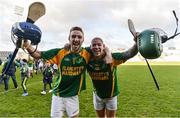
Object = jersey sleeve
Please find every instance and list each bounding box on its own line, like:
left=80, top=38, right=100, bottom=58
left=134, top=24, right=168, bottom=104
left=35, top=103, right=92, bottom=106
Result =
left=112, top=52, right=126, bottom=66
left=41, top=48, right=62, bottom=65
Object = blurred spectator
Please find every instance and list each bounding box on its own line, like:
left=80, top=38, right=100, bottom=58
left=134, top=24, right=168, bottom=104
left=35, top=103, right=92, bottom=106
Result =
left=38, top=59, right=44, bottom=72
left=2, top=54, right=19, bottom=92
left=41, top=61, right=53, bottom=95
left=20, top=59, right=29, bottom=96
left=28, top=59, right=34, bottom=78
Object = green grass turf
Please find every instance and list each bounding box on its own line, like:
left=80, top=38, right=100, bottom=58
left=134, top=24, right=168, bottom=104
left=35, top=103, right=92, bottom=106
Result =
left=0, top=63, right=180, bottom=117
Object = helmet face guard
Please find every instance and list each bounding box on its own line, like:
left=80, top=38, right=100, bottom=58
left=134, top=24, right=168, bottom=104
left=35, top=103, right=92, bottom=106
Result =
left=11, top=22, right=42, bottom=46
left=138, top=29, right=163, bottom=59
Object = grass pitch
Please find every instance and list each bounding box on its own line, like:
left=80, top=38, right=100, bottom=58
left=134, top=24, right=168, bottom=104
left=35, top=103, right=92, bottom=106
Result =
left=0, top=62, right=180, bottom=117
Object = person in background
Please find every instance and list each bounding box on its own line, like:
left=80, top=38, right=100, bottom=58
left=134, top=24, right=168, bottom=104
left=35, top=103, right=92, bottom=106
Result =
left=41, top=61, right=54, bottom=95
left=2, top=54, right=19, bottom=92
left=20, top=59, right=29, bottom=96
left=28, top=58, right=34, bottom=78
left=38, top=59, right=44, bottom=73
left=33, top=59, right=39, bottom=74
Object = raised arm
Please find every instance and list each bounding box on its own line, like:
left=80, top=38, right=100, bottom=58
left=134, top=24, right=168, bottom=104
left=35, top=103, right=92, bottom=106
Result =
left=121, top=33, right=139, bottom=61
left=121, top=43, right=138, bottom=61
left=23, top=41, right=42, bottom=59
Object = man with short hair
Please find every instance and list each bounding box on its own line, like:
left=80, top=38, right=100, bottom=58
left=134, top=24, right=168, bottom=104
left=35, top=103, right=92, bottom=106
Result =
left=23, top=26, right=92, bottom=117
left=87, top=36, right=138, bottom=117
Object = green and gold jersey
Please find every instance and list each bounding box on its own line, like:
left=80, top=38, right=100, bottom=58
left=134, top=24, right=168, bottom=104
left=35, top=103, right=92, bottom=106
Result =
left=41, top=48, right=91, bottom=97
left=87, top=52, right=125, bottom=98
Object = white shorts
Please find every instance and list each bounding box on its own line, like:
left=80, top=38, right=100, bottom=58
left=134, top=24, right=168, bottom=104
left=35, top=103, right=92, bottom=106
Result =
left=50, top=95, right=79, bottom=117
left=93, top=92, right=117, bottom=111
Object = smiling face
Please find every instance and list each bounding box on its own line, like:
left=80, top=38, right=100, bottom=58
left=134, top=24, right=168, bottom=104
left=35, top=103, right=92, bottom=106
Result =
left=69, top=28, right=84, bottom=53
left=90, top=37, right=105, bottom=58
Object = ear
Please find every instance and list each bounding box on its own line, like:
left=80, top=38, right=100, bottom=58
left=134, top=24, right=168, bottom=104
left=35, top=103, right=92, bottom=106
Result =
left=82, top=36, right=84, bottom=42
left=103, top=44, right=105, bottom=49
left=68, top=35, right=70, bottom=41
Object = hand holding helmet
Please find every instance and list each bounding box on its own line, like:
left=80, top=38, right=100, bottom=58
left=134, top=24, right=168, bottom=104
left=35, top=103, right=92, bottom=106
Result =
left=11, top=22, right=42, bottom=49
